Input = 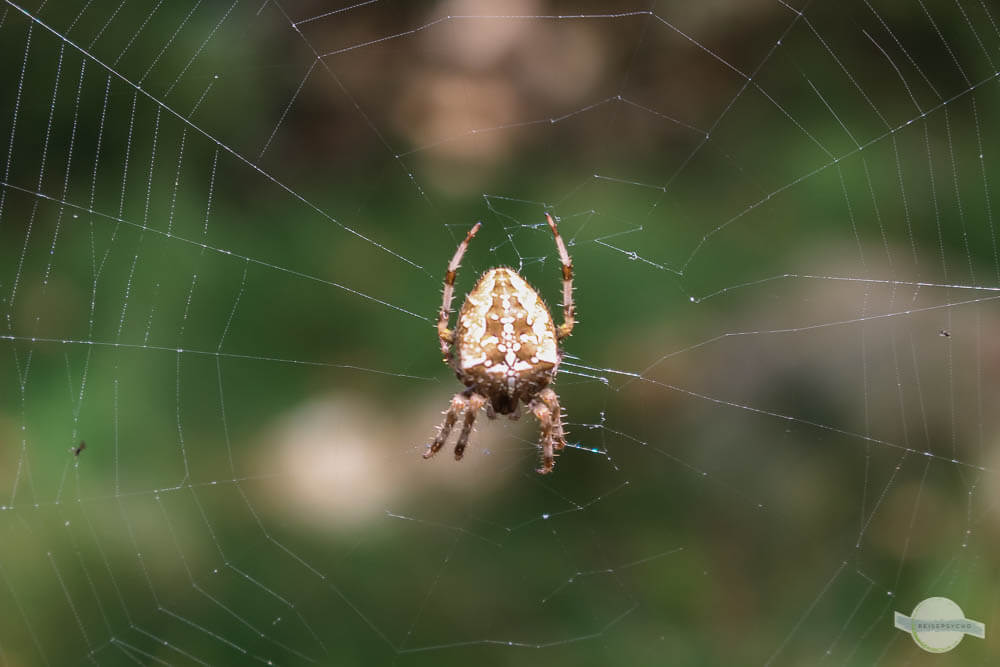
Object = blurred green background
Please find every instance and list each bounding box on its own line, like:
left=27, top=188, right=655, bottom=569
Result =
left=1, top=1, right=999, bottom=665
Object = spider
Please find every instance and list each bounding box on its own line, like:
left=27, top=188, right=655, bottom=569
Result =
left=424, top=213, right=575, bottom=474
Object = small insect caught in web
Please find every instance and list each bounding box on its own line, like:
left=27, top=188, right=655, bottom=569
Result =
left=425, top=213, right=576, bottom=474
left=72, top=441, right=86, bottom=457
left=938, top=329, right=951, bottom=338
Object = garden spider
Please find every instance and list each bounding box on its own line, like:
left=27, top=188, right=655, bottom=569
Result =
left=424, top=213, right=575, bottom=474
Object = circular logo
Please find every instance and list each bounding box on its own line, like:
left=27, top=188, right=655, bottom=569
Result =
left=908, top=597, right=969, bottom=653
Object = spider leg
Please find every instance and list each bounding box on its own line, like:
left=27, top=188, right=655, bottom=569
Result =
left=538, top=387, right=567, bottom=451
left=545, top=213, right=575, bottom=341
left=485, top=401, right=497, bottom=420
left=454, top=393, right=487, bottom=460
left=530, top=399, right=557, bottom=474
left=424, top=393, right=469, bottom=459
left=437, top=222, right=482, bottom=362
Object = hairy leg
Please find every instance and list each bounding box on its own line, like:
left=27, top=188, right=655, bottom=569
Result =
left=544, top=213, right=575, bottom=341
left=454, top=393, right=486, bottom=460
left=424, top=393, right=469, bottom=459
left=437, top=222, right=482, bottom=362
left=530, top=400, right=556, bottom=474
left=537, top=387, right=567, bottom=451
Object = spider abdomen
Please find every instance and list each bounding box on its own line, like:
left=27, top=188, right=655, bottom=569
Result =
left=455, top=268, right=559, bottom=409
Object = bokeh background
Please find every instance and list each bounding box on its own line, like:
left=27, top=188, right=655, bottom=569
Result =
left=1, top=0, right=999, bottom=664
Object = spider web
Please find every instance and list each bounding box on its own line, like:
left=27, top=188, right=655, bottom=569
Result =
left=1, top=0, right=999, bottom=664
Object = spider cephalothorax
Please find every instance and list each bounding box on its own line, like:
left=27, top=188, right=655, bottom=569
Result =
left=424, top=214, right=575, bottom=474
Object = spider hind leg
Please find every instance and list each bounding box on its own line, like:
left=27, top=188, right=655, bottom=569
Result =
left=544, top=213, right=575, bottom=341
left=436, top=222, right=482, bottom=363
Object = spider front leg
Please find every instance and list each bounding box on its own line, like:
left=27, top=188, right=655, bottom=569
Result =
left=537, top=387, right=567, bottom=451
left=437, top=222, right=482, bottom=362
left=530, top=399, right=558, bottom=474
left=453, top=393, right=486, bottom=460
left=424, top=393, right=469, bottom=459
left=424, top=391, right=487, bottom=462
